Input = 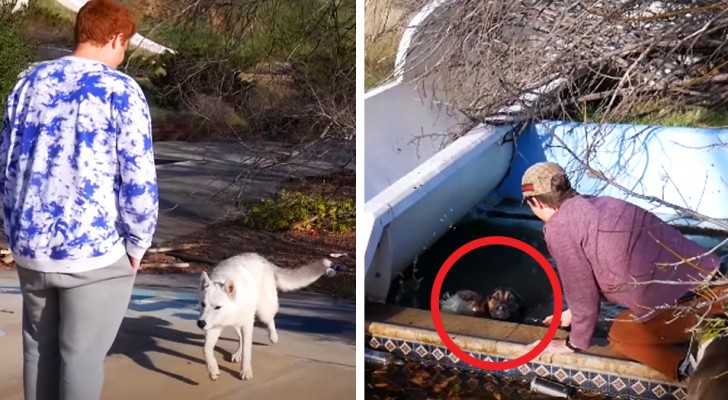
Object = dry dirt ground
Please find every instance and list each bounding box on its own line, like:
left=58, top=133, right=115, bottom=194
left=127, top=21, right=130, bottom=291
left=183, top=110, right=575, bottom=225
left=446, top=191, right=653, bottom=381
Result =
left=142, top=170, right=356, bottom=299
left=0, top=171, right=356, bottom=300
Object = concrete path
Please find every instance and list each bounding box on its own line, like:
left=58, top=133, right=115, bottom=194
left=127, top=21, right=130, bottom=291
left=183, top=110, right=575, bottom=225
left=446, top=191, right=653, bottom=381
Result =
left=0, top=272, right=355, bottom=400
left=152, top=141, right=354, bottom=244
left=0, top=141, right=354, bottom=247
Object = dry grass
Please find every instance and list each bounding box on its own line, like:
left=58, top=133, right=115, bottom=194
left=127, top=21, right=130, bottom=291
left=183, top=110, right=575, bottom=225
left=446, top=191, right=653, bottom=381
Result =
left=364, top=0, right=419, bottom=89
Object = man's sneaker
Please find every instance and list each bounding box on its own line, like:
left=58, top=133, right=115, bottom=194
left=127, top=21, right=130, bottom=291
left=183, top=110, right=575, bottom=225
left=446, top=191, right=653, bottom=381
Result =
left=678, top=355, right=695, bottom=381
left=677, top=336, right=700, bottom=381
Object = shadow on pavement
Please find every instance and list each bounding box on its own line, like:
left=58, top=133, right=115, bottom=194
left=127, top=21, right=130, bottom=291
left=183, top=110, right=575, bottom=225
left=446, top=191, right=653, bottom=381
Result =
left=128, top=294, right=199, bottom=321
left=126, top=292, right=356, bottom=346
left=270, top=313, right=355, bottom=346
left=108, top=315, right=267, bottom=385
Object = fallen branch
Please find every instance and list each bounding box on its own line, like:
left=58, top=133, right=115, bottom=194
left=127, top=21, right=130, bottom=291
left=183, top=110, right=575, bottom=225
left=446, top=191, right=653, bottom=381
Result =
left=140, top=262, right=192, bottom=269
left=290, top=215, right=320, bottom=231
left=399, top=0, right=728, bottom=126
left=165, top=251, right=218, bottom=265
left=146, top=243, right=202, bottom=254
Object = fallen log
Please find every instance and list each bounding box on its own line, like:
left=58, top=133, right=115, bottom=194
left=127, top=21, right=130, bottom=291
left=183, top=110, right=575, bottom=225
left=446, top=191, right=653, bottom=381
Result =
left=140, top=262, right=192, bottom=269
left=146, top=243, right=202, bottom=254
left=165, top=251, right=218, bottom=265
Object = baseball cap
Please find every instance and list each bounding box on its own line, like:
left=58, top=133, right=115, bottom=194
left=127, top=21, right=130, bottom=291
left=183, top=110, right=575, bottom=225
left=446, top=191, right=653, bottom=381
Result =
left=521, top=162, right=567, bottom=199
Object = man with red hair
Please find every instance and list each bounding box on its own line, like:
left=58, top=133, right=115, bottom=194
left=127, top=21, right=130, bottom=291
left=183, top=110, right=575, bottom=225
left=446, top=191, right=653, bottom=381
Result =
left=0, top=1, right=158, bottom=399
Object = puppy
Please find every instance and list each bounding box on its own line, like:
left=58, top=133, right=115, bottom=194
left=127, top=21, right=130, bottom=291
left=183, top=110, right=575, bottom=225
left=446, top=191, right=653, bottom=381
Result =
left=687, top=332, right=728, bottom=399
left=439, top=287, right=525, bottom=322
left=197, top=252, right=336, bottom=381
left=486, top=287, right=525, bottom=323
left=440, top=290, right=489, bottom=317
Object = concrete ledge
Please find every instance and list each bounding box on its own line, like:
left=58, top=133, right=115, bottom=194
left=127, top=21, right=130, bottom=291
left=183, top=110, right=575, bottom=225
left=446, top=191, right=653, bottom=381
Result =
left=366, top=303, right=687, bottom=400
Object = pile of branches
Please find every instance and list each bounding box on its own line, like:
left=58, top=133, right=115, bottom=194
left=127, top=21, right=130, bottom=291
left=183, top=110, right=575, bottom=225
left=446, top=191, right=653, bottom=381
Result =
left=152, top=0, right=356, bottom=147
left=402, top=0, right=728, bottom=125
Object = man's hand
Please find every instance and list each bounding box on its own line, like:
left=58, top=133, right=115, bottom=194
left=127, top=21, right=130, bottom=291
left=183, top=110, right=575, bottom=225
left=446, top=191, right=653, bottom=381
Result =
left=128, top=255, right=141, bottom=271
left=543, top=308, right=572, bottom=327
left=527, top=339, right=575, bottom=355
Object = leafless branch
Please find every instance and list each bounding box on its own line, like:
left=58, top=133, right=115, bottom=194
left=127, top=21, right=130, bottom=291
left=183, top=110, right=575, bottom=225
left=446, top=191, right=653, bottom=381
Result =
left=392, top=0, right=728, bottom=127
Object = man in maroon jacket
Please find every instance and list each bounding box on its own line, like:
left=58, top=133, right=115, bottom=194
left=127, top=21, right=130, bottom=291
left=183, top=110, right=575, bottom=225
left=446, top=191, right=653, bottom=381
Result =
left=521, top=161, right=725, bottom=382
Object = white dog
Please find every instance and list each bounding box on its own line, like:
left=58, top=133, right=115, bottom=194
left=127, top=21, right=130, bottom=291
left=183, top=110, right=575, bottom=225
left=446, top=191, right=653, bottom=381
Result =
left=197, top=252, right=335, bottom=381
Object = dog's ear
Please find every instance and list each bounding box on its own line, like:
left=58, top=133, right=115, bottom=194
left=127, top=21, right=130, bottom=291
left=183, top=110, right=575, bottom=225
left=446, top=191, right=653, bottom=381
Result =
left=223, top=278, right=236, bottom=298
left=200, top=271, right=212, bottom=289
left=487, top=297, right=497, bottom=313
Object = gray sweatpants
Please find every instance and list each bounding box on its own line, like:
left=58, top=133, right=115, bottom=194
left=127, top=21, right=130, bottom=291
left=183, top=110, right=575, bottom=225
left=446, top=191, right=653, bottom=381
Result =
left=16, top=255, right=136, bottom=400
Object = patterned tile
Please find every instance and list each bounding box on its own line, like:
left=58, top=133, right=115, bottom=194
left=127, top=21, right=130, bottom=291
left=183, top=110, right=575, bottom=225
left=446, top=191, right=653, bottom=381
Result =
left=553, top=368, right=568, bottom=382
left=432, top=347, right=445, bottom=361
left=517, top=364, right=531, bottom=375
left=580, top=372, right=598, bottom=392
left=399, top=341, right=411, bottom=356
left=366, top=335, right=686, bottom=400
left=415, top=344, right=428, bottom=358
left=573, top=371, right=588, bottom=385
left=631, top=380, right=647, bottom=396
left=610, top=376, right=627, bottom=393
left=651, top=383, right=667, bottom=398
left=534, top=364, right=550, bottom=377
left=592, top=373, right=607, bottom=390
left=672, top=386, right=687, bottom=400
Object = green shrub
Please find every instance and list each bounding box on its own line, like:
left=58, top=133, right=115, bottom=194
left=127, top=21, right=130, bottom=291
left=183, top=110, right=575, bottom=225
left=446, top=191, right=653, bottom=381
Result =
left=0, top=2, right=33, bottom=112
left=243, top=190, right=355, bottom=233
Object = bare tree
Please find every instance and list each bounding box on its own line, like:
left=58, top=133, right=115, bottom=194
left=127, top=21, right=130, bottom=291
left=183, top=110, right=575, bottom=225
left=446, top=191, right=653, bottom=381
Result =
left=393, top=0, right=728, bottom=128
left=126, top=0, right=355, bottom=205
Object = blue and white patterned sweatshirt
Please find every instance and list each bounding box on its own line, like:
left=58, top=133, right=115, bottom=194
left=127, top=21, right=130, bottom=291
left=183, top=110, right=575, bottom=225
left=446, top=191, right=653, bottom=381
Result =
left=0, top=56, right=158, bottom=273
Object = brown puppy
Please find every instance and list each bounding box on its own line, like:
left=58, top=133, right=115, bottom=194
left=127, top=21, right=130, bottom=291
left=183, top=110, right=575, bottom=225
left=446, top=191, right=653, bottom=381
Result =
left=439, top=287, right=525, bottom=322
left=440, top=290, right=488, bottom=317
left=487, top=287, right=525, bottom=322
left=687, top=333, right=728, bottom=399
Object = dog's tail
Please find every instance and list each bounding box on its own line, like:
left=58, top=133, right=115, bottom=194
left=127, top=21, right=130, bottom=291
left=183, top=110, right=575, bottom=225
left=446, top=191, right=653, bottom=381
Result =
left=274, top=258, right=333, bottom=292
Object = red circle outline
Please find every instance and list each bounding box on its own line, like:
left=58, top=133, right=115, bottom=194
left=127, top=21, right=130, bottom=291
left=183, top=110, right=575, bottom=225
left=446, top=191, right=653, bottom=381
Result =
left=430, top=236, right=563, bottom=371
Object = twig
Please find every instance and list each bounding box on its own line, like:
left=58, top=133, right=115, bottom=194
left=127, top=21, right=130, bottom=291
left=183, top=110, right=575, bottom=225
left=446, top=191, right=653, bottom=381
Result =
left=140, top=262, right=192, bottom=269
left=165, top=251, right=218, bottom=265
left=147, top=243, right=202, bottom=254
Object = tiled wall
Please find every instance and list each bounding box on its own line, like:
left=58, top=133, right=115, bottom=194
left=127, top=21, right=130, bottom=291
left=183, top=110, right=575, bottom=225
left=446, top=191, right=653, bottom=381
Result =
left=368, top=334, right=687, bottom=400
